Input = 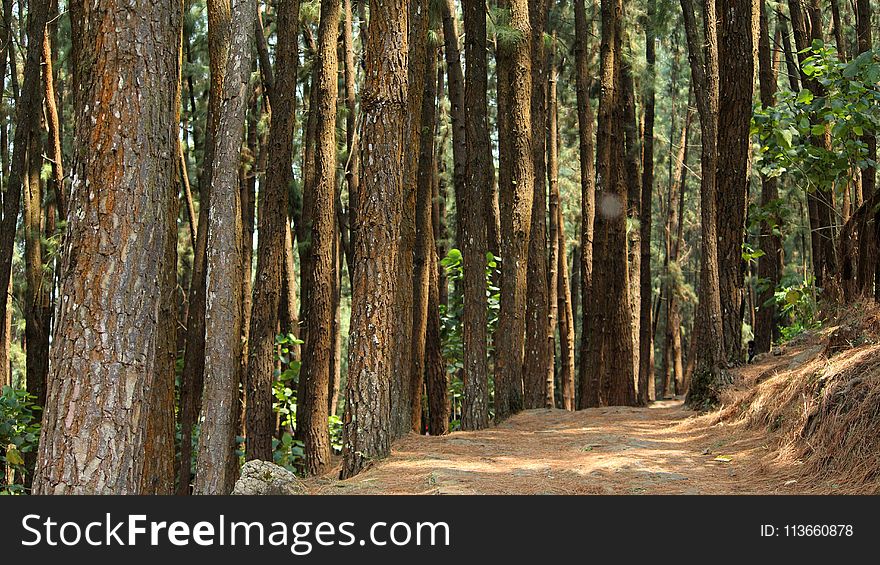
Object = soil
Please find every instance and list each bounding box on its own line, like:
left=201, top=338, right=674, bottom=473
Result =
left=309, top=399, right=808, bottom=495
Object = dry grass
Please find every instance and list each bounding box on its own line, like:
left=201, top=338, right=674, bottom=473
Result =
left=702, top=300, right=880, bottom=494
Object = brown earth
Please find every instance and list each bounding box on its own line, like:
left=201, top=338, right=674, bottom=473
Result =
left=307, top=310, right=880, bottom=495
left=308, top=400, right=807, bottom=495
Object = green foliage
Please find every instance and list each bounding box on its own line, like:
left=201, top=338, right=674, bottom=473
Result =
left=0, top=386, right=41, bottom=494
left=775, top=276, right=821, bottom=342
left=269, top=333, right=344, bottom=474
left=753, top=42, right=880, bottom=192
left=439, top=249, right=499, bottom=428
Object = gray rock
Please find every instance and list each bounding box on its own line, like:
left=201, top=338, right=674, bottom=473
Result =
left=232, top=460, right=307, bottom=495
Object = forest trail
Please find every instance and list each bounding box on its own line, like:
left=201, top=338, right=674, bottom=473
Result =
left=311, top=398, right=807, bottom=495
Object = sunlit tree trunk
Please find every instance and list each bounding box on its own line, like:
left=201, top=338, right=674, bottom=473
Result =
left=195, top=0, right=256, bottom=495
left=341, top=0, right=408, bottom=479
left=33, top=0, right=181, bottom=494
left=495, top=0, right=533, bottom=420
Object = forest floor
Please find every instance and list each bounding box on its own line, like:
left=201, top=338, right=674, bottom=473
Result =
left=308, top=312, right=880, bottom=495
left=310, top=399, right=797, bottom=494
left=309, top=357, right=823, bottom=495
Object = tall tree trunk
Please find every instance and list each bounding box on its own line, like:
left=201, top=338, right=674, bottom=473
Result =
left=548, top=47, right=571, bottom=410
left=639, top=0, right=657, bottom=403
left=855, top=0, right=876, bottom=296
left=495, top=0, right=533, bottom=421
left=23, top=107, right=49, bottom=411
left=755, top=0, right=783, bottom=353
left=426, top=87, right=448, bottom=430
left=33, top=0, right=181, bottom=494
left=681, top=0, right=726, bottom=408
left=246, top=0, right=301, bottom=463
left=177, top=0, right=230, bottom=495
left=546, top=39, right=559, bottom=410
left=390, top=0, right=429, bottom=438
left=411, top=42, right=438, bottom=433
left=341, top=0, right=408, bottom=479
left=298, top=0, right=339, bottom=476
left=523, top=0, right=550, bottom=409
left=585, top=0, right=637, bottom=407
left=0, top=0, right=49, bottom=392
left=575, top=0, right=598, bottom=409
left=716, top=0, right=756, bottom=365
left=661, top=102, right=692, bottom=397
left=195, top=0, right=256, bottom=495
left=459, top=0, right=491, bottom=430
left=621, top=60, right=642, bottom=404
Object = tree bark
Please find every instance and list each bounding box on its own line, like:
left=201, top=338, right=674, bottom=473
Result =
left=546, top=41, right=559, bottom=410
left=639, top=0, right=657, bottom=403
left=495, top=0, right=533, bottom=421
left=177, top=0, right=230, bottom=495
left=33, top=0, right=181, bottom=494
left=681, top=0, right=726, bottom=408
left=194, top=0, right=256, bottom=495
left=390, top=0, right=429, bottom=438
left=246, top=0, right=300, bottom=463
left=523, top=0, right=551, bottom=410
left=298, top=0, right=339, bottom=475
left=755, top=0, right=783, bottom=353
left=459, top=0, right=491, bottom=430
left=585, top=0, right=637, bottom=407
left=341, top=0, right=408, bottom=479
left=575, top=0, right=599, bottom=409
left=0, top=0, right=49, bottom=391
left=716, top=0, right=756, bottom=365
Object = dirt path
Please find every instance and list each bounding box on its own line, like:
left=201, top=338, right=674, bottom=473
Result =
left=309, top=400, right=808, bottom=495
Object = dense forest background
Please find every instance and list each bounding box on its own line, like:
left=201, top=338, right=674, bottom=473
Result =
left=0, top=0, right=878, bottom=494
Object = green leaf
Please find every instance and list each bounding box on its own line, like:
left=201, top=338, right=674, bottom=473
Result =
left=6, top=446, right=24, bottom=466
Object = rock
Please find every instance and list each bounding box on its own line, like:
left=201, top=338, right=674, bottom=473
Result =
left=788, top=346, right=824, bottom=370
left=232, top=460, right=307, bottom=495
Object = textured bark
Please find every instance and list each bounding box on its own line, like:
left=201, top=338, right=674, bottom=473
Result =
left=495, top=0, right=533, bottom=421
left=639, top=0, right=657, bottom=403
left=195, top=0, right=255, bottom=495
left=425, top=209, right=448, bottom=436
left=584, top=0, right=637, bottom=407
left=716, top=0, right=756, bottom=365
left=0, top=0, right=49, bottom=386
left=299, top=0, right=338, bottom=476
left=246, top=1, right=301, bottom=463
left=23, top=108, right=49, bottom=411
left=523, top=0, right=551, bottom=409
left=681, top=0, right=726, bottom=408
left=413, top=43, right=442, bottom=435
left=342, top=0, right=359, bottom=270
left=547, top=57, right=575, bottom=410
left=277, top=223, right=300, bottom=346
left=855, top=0, right=876, bottom=296
left=411, top=43, right=438, bottom=433
left=575, top=0, right=598, bottom=409
left=142, top=90, right=180, bottom=494
left=178, top=0, right=230, bottom=495
left=459, top=0, right=491, bottom=430
left=547, top=49, right=562, bottom=409
left=755, top=0, right=782, bottom=353
left=42, top=28, right=65, bottom=221
left=426, top=117, right=448, bottom=429
left=621, top=60, right=642, bottom=404
left=33, top=0, right=181, bottom=494
left=661, top=103, right=692, bottom=397
left=390, top=0, right=428, bottom=438
left=341, top=0, right=408, bottom=479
